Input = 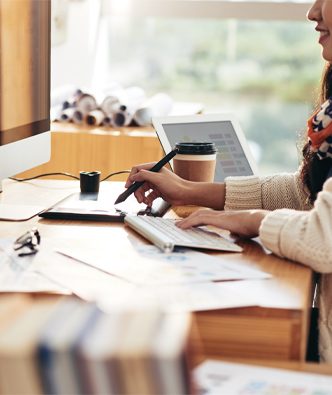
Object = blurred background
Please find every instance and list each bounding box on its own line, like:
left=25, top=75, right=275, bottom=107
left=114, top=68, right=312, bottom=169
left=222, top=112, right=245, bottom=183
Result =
left=51, top=0, right=323, bottom=175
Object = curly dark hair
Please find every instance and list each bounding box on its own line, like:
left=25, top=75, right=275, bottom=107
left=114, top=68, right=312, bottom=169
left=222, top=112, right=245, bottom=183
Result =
left=300, top=63, right=332, bottom=203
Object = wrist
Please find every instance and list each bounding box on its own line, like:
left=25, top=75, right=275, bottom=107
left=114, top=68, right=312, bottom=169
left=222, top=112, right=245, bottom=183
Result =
left=182, top=182, right=225, bottom=209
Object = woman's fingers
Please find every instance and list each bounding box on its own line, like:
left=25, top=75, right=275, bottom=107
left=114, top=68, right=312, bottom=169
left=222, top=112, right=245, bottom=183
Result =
left=177, top=209, right=215, bottom=228
left=134, top=182, right=152, bottom=203
left=125, top=162, right=157, bottom=188
left=177, top=209, right=267, bottom=238
left=145, top=189, right=162, bottom=206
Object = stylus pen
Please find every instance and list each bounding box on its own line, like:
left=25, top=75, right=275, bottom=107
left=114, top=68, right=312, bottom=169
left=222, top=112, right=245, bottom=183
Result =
left=114, top=148, right=178, bottom=205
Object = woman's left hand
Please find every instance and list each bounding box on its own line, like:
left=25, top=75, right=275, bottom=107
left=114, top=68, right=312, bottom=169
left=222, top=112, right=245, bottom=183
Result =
left=176, top=208, right=269, bottom=238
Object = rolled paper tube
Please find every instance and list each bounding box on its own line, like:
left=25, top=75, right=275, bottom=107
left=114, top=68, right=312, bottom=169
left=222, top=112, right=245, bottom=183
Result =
left=62, top=89, right=83, bottom=110
left=86, top=110, right=106, bottom=126
left=72, top=110, right=85, bottom=124
left=102, top=116, right=112, bottom=126
left=51, top=85, right=81, bottom=108
left=133, top=93, right=173, bottom=126
left=75, top=93, right=98, bottom=114
left=100, top=96, right=120, bottom=116
left=133, top=107, right=153, bottom=126
left=112, top=110, right=133, bottom=127
left=109, top=86, right=146, bottom=114
left=51, top=104, right=63, bottom=122
left=60, top=107, right=76, bottom=122
left=146, top=93, right=173, bottom=115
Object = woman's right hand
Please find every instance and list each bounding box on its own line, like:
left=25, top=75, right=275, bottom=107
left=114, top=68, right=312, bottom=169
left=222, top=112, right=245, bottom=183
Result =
left=125, top=162, right=192, bottom=207
left=125, top=162, right=227, bottom=209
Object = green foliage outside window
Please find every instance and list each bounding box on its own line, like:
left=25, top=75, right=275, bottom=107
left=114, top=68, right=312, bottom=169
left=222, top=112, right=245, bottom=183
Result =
left=108, top=17, right=323, bottom=173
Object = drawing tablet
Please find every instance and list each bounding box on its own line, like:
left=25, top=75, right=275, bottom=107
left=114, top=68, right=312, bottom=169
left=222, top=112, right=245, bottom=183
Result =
left=153, top=113, right=258, bottom=182
left=39, top=192, right=170, bottom=222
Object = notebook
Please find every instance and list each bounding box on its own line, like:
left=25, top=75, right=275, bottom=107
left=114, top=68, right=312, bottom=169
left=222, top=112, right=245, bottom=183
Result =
left=153, top=113, right=258, bottom=182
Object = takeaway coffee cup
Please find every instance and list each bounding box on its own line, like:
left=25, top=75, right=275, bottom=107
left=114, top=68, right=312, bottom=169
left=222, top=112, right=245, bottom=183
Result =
left=173, top=142, right=217, bottom=182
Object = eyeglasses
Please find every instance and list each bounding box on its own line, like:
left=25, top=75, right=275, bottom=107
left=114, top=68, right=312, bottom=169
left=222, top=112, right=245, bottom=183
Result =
left=13, top=228, right=41, bottom=257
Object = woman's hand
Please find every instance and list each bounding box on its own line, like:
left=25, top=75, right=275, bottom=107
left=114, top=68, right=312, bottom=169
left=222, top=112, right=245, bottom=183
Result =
left=125, top=162, right=192, bottom=206
left=125, top=162, right=227, bottom=209
left=176, top=208, right=269, bottom=238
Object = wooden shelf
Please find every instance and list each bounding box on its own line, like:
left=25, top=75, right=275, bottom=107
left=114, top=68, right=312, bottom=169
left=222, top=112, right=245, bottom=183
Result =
left=16, top=122, right=163, bottom=181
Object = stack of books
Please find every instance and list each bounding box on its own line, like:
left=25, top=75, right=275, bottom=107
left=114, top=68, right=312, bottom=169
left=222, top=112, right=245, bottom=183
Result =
left=0, top=296, right=194, bottom=395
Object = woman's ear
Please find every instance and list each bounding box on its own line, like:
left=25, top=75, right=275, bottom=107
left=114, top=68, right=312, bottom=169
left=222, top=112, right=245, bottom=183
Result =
left=323, top=177, right=332, bottom=192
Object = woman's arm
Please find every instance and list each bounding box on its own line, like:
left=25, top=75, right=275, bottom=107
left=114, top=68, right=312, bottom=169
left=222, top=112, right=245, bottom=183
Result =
left=259, top=178, right=332, bottom=272
left=125, top=164, right=311, bottom=212
left=178, top=178, right=332, bottom=272
left=125, top=163, right=226, bottom=209
left=224, top=171, right=311, bottom=212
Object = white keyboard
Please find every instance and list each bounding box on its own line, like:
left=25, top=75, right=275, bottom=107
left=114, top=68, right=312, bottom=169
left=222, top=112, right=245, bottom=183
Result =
left=124, top=215, right=243, bottom=253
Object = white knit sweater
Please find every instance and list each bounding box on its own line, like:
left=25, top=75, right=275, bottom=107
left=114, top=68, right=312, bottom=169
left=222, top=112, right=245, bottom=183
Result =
left=225, top=172, right=332, bottom=362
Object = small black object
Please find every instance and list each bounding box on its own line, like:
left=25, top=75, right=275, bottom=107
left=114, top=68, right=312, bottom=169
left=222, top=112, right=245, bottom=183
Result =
left=80, top=171, right=101, bottom=193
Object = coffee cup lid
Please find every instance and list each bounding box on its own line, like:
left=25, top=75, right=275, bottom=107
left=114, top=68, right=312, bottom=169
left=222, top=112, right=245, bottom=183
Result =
left=175, top=142, right=216, bottom=155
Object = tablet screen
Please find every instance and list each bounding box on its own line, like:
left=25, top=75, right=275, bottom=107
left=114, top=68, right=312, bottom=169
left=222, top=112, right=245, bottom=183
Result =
left=162, top=121, right=254, bottom=182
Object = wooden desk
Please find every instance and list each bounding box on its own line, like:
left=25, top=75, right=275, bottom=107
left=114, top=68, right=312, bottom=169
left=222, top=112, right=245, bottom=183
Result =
left=0, top=179, right=314, bottom=362
left=16, top=123, right=163, bottom=181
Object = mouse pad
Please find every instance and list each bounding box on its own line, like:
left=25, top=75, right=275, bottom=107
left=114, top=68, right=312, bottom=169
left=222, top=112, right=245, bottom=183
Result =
left=39, top=192, right=170, bottom=222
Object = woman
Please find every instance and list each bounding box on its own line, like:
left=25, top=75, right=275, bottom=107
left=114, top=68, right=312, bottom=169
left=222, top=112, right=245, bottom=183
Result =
left=125, top=0, right=332, bottom=362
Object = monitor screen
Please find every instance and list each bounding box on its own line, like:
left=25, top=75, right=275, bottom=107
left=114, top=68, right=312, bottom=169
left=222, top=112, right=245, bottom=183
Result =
left=0, top=0, right=51, bottom=187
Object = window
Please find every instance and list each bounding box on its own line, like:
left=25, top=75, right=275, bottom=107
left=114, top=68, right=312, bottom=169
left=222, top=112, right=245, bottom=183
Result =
left=53, top=0, right=323, bottom=174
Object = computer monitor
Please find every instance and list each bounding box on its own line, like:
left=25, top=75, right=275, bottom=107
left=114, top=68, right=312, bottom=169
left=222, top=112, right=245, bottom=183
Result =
left=0, top=0, right=51, bottom=192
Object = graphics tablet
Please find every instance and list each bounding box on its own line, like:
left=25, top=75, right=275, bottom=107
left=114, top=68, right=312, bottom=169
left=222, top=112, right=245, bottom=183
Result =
left=153, top=113, right=258, bottom=182
left=39, top=192, right=171, bottom=222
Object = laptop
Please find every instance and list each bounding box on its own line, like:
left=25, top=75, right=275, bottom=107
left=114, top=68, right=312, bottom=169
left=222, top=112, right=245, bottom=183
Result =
left=152, top=113, right=258, bottom=181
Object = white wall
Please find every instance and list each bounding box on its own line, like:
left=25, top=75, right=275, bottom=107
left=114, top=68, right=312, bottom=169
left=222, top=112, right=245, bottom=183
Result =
left=51, top=0, right=101, bottom=91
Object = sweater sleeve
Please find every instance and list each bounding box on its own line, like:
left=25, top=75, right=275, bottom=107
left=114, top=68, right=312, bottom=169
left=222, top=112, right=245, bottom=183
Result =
left=224, top=171, right=311, bottom=211
left=259, top=189, right=332, bottom=273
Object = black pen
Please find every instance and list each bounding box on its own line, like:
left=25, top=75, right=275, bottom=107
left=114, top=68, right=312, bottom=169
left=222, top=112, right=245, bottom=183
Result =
left=114, top=148, right=178, bottom=205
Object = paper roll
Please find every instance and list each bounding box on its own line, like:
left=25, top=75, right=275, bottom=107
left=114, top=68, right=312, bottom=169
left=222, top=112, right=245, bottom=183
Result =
left=60, top=107, right=76, bottom=122
left=75, top=93, right=98, bottom=114
left=100, top=96, right=120, bottom=116
left=102, top=116, right=112, bottom=126
left=72, top=110, right=85, bottom=124
left=62, top=90, right=84, bottom=110
left=133, top=107, right=153, bottom=127
left=103, top=86, right=146, bottom=114
left=133, top=93, right=173, bottom=126
left=112, top=109, right=133, bottom=127
left=51, top=85, right=82, bottom=108
left=51, top=104, right=63, bottom=122
left=86, top=110, right=106, bottom=126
